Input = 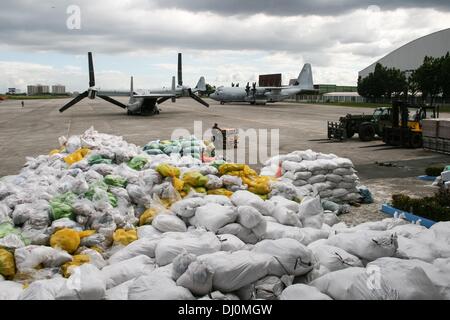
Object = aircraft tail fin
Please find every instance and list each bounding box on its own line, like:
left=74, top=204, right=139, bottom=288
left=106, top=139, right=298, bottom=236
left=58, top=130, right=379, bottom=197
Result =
left=195, top=76, right=206, bottom=92
left=295, top=63, right=314, bottom=90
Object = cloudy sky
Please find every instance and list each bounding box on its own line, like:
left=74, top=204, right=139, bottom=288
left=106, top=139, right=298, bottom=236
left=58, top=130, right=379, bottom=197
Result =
left=0, top=0, right=449, bottom=93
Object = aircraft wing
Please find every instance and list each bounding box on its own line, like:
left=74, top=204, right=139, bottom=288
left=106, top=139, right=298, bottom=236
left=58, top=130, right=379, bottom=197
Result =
left=133, top=93, right=176, bottom=98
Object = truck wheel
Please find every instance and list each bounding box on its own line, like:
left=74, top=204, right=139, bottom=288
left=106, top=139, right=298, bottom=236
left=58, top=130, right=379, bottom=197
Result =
left=410, top=133, right=422, bottom=148
left=359, top=124, right=375, bottom=141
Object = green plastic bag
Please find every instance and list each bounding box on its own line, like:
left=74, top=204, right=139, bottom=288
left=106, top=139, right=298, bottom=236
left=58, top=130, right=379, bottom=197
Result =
left=84, top=181, right=109, bottom=200
left=50, top=192, right=77, bottom=220
left=108, top=192, right=118, bottom=208
left=128, top=156, right=148, bottom=171
left=104, top=175, right=127, bottom=188
left=0, top=223, right=29, bottom=245
left=210, top=160, right=227, bottom=169
left=182, top=171, right=208, bottom=187
left=88, top=155, right=113, bottom=165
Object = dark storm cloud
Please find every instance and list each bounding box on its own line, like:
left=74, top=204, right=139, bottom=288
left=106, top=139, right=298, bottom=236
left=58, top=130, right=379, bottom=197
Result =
left=150, top=0, right=450, bottom=16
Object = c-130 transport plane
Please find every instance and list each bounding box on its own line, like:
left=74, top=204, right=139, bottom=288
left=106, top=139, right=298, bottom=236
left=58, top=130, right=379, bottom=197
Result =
left=210, top=63, right=316, bottom=105
left=59, top=52, right=209, bottom=116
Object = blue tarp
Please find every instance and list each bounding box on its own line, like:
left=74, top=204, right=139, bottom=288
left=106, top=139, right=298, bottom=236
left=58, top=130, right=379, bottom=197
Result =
left=381, top=204, right=436, bottom=228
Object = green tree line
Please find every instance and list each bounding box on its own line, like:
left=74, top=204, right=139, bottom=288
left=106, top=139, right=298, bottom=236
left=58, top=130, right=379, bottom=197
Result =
left=358, top=52, right=450, bottom=105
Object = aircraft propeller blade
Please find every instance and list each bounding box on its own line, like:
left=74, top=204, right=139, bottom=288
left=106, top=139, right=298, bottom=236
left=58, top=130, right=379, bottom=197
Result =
left=189, top=90, right=209, bottom=108
left=97, top=95, right=128, bottom=109
left=178, top=53, right=183, bottom=86
left=88, top=52, right=95, bottom=88
left=59, top=91, right=89, bottom=113
left=157, top=96, right=173, bottom=105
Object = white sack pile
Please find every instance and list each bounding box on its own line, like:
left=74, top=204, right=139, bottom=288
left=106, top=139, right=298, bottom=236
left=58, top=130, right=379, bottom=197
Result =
left=262, top=150, right=361, bottom=203
left=1, top=128, right=449, bottom=301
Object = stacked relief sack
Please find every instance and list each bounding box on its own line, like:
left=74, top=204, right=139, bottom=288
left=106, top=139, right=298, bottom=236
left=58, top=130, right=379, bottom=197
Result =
left=263, top=150, right=360, bottom=203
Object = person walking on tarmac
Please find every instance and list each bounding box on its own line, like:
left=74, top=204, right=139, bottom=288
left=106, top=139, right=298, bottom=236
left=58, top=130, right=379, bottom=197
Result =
left=21, top=101, right=24, bottom=108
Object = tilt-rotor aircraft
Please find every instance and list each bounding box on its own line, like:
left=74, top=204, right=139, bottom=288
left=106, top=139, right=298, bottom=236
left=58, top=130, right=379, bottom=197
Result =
left=210, top=63, right=316, bottom=105
left=59, top=52, right=209, bottom=115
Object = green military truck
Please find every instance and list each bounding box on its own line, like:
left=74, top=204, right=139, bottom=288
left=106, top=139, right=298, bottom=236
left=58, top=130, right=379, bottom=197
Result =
left=327, top=107, right=391, bottom=141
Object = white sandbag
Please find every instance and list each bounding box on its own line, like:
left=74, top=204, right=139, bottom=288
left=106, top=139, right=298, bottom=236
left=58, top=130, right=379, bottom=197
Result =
left=155, top=231, right=221, bottom=266
left=217, top=223, right=259, bottom=244
left=0, top=234, right=25, bottom=250
left=308, top=175, right=326, bottom=185
left=271, top=206, right=302, bottom=227
left=66, top=136, right=82, bottom=154
left=333, top=168, right=354, bottom=175
left=56, top=264, right=106, bottom=300
left=326, top=174, right=343, bottom=183
left=137, top=225, right=162, bottom=239
left=172, top=251, right=197, bottom=280
left=203, top=195, right=233, bottom=206
left=198, top=291, right=240, bottom=300
left=0, top=281, right=24, bottom=300
left=263, top=221, right=328, bottom=246
left=230, top=190, right=264, bottom=207
left=198, top=250, right=271, bottom=292
left=253, top=276, right=284, bottom=300
left=388, top=223, right=427, bottom=238
left=334, top=158, right=353, bottom=168
left=323, top=213, right=340, bottom=226
left=108, top=237, right=161, bottom=263
left=14, top=245, right=72, bottom=273
left=367, top=257, right=442, bottom=299
left=152, top=214, right=187, bottom=233
left=205, top=175, right=223, bottom=190
left=311, top=267, right=398, bottom=300
left=252, top=238, right=315, bottom=276
left=282, top=161, right=307, bottom=173
left=128, top=273, right=195, bottom=300
left=217, top=234, right=246, bottom=252
left=280, top=284, right=332, bottom=300
left=332, top=189, right=348, bottom=198
left=252, top=219, right=267, bottom=238
left=18, top=278, right=66, bottom=300
left=236, top=206, right=264, bottom=229
left=190, top=203, right=237, bottom=232
left=298, top=197, right=324, bottom=229
left=268, top=196, right=299, bottom=212
left=395, top=236, right=439, bottom=262
left=104, top=280, right=134, bottom=300
left=177, top=260, right=214, bottom=296
left=79, top=249, right=107, bottom=270
left=101, top=255, right=155, bottom=289
left=171, top=197, right=206, bottom=218
left=326, top=230, right=398, bottom=262
left=309, top=244, right=363, bottom=272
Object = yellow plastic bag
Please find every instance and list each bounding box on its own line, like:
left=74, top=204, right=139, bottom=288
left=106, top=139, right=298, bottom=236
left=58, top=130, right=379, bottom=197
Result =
left=113, top=229, right=138, bottom=246
left=78, top=230, right=96, bottom=239
left=218, top=164, right=245, bottom=175
left=156, top=163, right=180, bottom=178
left=195, top=187, right=207, bottom=194
left=182, top=171, right=208, bottom=187
left=173, top=177, right=185, bottom=192
left=139, top=208, right=159, bottom=226
left=207, top=188, right=233, bottom=197
left=64, top=148, right=90, bottom=165
left=0, top=248, right=15, bottom=278
left=61, top=255, right=90, bottom=278
left=50, top=229, right=80, bottom=254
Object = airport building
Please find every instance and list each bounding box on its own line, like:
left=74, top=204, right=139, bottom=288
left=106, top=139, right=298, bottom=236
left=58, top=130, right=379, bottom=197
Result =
left=52, top=85, right=66, bottom=94
left=359, top=28, right=450, bottom=79
left=27, top=84, right=50, bottom=95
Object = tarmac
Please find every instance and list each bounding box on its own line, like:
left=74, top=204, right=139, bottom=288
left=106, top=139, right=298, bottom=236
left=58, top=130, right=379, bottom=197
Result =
left=1, top=97, right=449, bottom=223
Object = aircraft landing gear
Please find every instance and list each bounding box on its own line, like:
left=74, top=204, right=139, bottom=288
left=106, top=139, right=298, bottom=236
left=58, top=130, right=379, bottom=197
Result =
left=220, top=101, right=225, bottom=105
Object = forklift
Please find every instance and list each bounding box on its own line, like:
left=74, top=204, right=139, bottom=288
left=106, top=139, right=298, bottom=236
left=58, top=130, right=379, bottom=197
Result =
left=382, top=100, right=439, bottom=148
